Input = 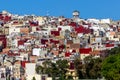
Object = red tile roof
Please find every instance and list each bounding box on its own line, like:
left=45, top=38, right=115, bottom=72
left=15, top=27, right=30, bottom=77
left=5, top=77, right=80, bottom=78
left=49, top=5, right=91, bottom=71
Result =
left=75, top=25, right=91, bottom=34
left=29, top=21, right=39, bottom=26
left=69, top=22, right=77, bottom=27
left=59, top=44, right=65, bottom=49
left=7, top=53, right=20, bottom=56
left=79, top=48, right=92, bottom=54
left=0, top=15, right=11, bottom=22
left=51, top=31, right=60, bottom=36
left=18, top=39, right=27, bottom=46
left=65, top=52, right=71, bottom=57
left=41, top=39, right=48, bottom=44
left=50, top=39, right=59, bottom=44
left=105, top=44, right=114, bottom=47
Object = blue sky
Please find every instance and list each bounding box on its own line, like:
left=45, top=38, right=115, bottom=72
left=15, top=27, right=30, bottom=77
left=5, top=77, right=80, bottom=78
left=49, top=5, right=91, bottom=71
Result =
left=0, top=0, right=120, bottom=20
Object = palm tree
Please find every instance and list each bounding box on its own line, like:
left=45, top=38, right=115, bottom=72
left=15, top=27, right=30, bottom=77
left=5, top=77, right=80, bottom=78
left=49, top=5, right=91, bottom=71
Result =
left=6, top=57, right=18, bottom=65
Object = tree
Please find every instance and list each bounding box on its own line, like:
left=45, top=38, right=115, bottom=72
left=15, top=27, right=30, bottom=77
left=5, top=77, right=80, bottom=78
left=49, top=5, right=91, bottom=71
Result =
left=108, top=47, right=120, bottom=55
left=32, top=77, right=36, bottom=80
left=36, top=60, right=53, bottom=75
left=88, top=57, right=102, bottom=79
left=56, top=59, right=69, bottom=79
left=36, top=59, right=69, bottom=80
left=74, top=58, right=84, bottom=79
left=36, top=65, right=44, bottom=74
left=82, top=56, right=102, bottom=79
left=102, top=54, right=120, bottom=80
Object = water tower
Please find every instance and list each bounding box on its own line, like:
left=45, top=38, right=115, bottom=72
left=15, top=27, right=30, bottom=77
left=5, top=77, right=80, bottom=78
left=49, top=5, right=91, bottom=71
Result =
left=72, top=10, right=80, bottom=18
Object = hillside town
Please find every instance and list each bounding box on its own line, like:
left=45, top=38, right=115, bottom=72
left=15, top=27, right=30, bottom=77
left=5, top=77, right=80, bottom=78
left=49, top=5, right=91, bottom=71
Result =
left=0, top=10, right=120, bottom=80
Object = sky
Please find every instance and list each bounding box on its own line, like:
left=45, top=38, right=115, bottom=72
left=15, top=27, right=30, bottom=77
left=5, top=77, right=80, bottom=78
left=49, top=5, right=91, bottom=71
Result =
left=0, top=0, right=120, bottom=20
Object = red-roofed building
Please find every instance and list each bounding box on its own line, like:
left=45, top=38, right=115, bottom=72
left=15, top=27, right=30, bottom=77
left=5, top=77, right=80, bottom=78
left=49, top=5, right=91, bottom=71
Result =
left=75, top=25, right=91, bottom=34
left=29, top=21, right=39, bottom=26
left=105, top=44, right=114, bottom=47
left=51, top=31, right=60, bottom=36
left=18, top=39, right=27, bottom=46
left=58, top=27, right=61, bottom=31
left=7, top=53, right=20, bottom=57
left=50, top=39, right=59, bottom=44
left=69, top=22, right=77, bottom=27
left=65, top=52, right=71, bottom=57
left=72, top=49, right=76, bottom=53
left=105, top=43, right=115, bottom=49
left=79, top=48, right=92, bottom=54
left=59, top=44, right=65, bottom=50
left=41, top=39, right=48, bottom=44
left=4, top=16, right=11, bottom=22
left=79, top=48, right=92, bottom=60
left=18, top=40, right=24, bottom=46
left=0, top=14, right=11, bottom=22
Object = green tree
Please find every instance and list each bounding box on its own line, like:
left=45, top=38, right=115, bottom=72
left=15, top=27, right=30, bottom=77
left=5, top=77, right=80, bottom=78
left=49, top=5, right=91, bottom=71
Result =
left=56, top=59, right=69, bottom=79
left=74, top=58, right=84, bottom=79
left=36, top=60, right=52, bottom=75
left=76, top=56, right=102, bottom=79
left=42, top=60, right=53, bottom=75
left=36, top=65, right=44, bottom=74
left=32, top=77, right=36, bottom=80
left=88, top=57, right=102, bottom=79
left=36, top=59, right=69, bottom=80
left=107, top=47, right=120, bottom=55
left=102, top=54, right=120, bottom=80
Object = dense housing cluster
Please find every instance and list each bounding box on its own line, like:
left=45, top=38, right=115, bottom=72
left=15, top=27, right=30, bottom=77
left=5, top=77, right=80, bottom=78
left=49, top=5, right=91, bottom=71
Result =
left=0, top=10, right=120, bottom=80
